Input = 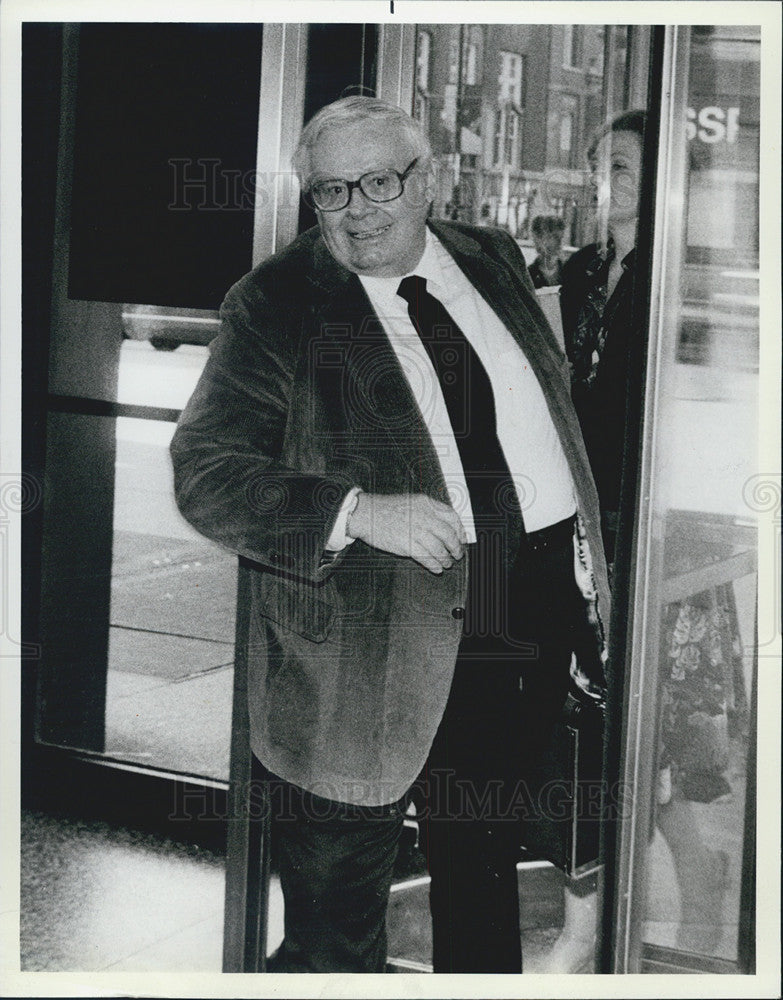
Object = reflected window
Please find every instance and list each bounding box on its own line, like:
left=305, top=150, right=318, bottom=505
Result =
left=494, top=105, right=521, bottom=168
left=414, top=30, right=432, bottom=130
left=416, top=29, right=432, bottom=90
left=559, top=95, right=578, bottom=168
left=464, top=40, right=478, bottom=85
left=563, top=25, right=585, bottom=69
left=498, top=50, right=524, bottom=105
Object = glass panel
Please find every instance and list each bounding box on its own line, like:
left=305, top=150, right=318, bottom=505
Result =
left=67, top=24, right=263, bottom=311
left=608, top=24, right=760, bottom=971
left=36, top=21, right=261, bottom=777
left=49, top=23, right=262, bottom=404
left=637, top=24, right=759, bottom=964
left=107, top=415, right=235, bottom=779
left=37, top=409, right=236, bottom=780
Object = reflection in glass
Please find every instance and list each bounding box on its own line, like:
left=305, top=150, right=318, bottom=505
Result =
left=37, top=395, right=237, bottom=780
left=637, top=24, right=759, bottom=964
left=644, top=519, right=755, bottom=958
left=412, top=24, right=606, bottom=250
left=121, top=304, right=220, bottom=355
left=106, top=413, right=236, bottom=780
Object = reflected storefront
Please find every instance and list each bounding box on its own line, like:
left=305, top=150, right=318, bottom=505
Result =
left=21, top=14, right=770, bottom=981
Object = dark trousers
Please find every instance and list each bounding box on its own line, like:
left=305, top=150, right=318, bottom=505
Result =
left=417, top=521, right=584, bottom=973
left=258, top=764, right=405, bottom=972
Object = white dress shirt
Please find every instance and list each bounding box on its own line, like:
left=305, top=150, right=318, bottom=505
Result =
left=327, top=229, right=576, bottom=548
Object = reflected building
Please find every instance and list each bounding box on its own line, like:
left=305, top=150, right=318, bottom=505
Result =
left=413, top=24, right=605, bottom=246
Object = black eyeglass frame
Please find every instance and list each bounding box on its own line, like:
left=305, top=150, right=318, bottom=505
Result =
left=304, top=158, right=420, bottom=212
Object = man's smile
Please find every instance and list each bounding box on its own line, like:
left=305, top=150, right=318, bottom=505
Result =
left=348, top=223, right=392, bottom=241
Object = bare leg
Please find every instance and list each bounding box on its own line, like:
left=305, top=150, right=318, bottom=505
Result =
left=525, top=880, right=598, bottom=973
left=655, top=797, right=729, bottom=953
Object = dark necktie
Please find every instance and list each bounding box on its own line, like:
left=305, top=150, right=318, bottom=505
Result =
left=397, top=274, right=525, bottom=554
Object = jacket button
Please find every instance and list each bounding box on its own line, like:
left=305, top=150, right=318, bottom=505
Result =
left=451, top=606, right=465, bottom=620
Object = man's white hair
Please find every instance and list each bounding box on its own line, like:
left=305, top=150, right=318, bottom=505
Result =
left=293, top=95, right=433, bottom=188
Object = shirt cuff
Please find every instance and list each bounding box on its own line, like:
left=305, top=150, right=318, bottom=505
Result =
left=324, top=487, right=363, bottom=552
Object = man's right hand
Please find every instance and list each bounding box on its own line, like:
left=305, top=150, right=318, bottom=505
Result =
left=346, top=493, right=467, bottom=575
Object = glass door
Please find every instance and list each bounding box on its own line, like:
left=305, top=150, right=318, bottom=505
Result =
left=612, top=22, right=763, bottom=975
left=32, top=22, right=310, bottom=780
left=34, top=23, right=266, bottom=777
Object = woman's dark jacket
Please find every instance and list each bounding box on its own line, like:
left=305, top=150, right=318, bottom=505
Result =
left=559, top=242, right=637, bottom=548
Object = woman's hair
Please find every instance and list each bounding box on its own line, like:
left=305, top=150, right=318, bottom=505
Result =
left=587, top=108, right=648, bottom=162
left=293, top=96, right=434, bottom=187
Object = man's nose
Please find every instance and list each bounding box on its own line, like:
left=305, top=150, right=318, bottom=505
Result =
left=345, top=184, right=374, bottom=215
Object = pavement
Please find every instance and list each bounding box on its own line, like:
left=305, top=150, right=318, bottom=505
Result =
left=106, top=342, right=236, bottom=779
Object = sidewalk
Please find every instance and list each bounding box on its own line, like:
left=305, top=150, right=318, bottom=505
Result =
left=105, top=530, right=235, bottom=780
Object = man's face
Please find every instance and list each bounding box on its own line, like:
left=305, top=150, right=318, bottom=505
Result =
left=307, top=120, right=433, bottom=277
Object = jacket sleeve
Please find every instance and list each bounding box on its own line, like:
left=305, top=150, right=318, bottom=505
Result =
left=170, top=279, right=349, bottom=582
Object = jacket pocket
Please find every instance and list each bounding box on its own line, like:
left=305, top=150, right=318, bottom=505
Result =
left=257, top=575, right=335, bottom=643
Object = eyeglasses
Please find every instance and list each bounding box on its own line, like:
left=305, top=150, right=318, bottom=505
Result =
left=306, top=159, right=419, bottom=212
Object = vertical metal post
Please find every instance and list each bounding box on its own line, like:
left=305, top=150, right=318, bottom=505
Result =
left=737, top=597, right=758, bottom=973
left=222, top=563, right=271, bottom=972
left=252, top=23, right=309, bottom=264
left=606, top=24, right=690, bottom=972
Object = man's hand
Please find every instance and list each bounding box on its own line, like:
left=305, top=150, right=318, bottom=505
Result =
left=347, top=493, right=467, bottom=574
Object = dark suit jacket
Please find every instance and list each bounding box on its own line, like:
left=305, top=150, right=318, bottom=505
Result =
left=170, top=219, right=610, bottom=805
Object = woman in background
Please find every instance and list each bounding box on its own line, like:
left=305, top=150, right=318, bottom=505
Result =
left=560, top=109, right=645, bottom=558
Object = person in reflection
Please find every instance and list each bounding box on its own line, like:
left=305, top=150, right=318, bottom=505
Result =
left=545, top=109, right=739, bottom=970
left=560, top=110, right=647, bottom=560
left=528, top=215, right=568, bottom=289
left=171, top=96, right=610, bottom=974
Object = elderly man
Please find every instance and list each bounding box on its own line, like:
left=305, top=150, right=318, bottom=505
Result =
left=171, top=96, right=609, bottom=974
